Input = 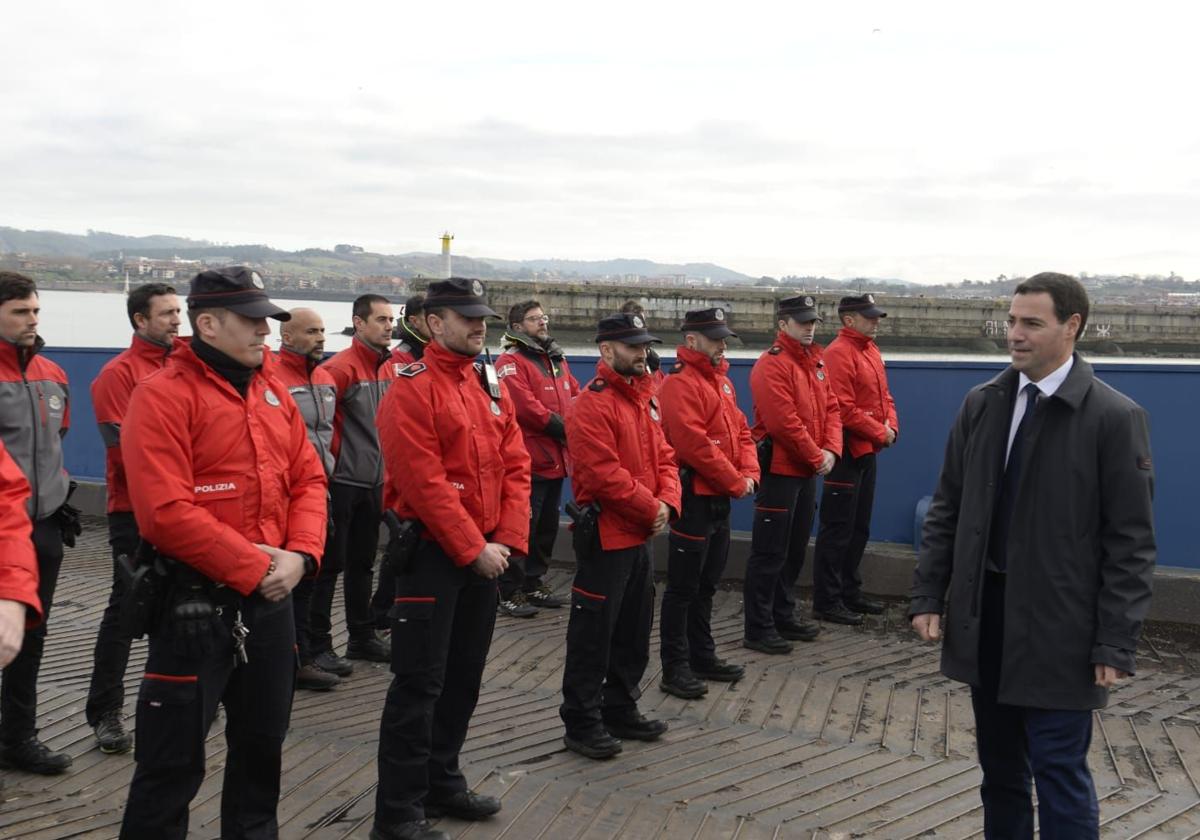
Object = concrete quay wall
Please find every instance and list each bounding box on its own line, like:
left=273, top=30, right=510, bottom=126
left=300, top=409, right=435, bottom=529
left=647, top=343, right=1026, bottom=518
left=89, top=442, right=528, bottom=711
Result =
left=483, top=280, right=1200, bottom=350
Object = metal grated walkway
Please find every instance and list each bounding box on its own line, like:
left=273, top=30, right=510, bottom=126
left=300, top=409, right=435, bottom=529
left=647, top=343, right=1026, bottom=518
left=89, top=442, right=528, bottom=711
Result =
left=3, top=523, right=1200, bottom=838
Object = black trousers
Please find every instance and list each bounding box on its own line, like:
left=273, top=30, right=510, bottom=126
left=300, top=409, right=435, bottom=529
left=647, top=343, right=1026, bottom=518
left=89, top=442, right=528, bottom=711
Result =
left=85, top=511, right=141, bottom=725
left=120, top=593, right=296, bottom=840
left=0, top=517, right=64, bottom=744
left=812, top=451, right=876, bottom=611
left=310, top=481, right=381, bottom=650
left=498, top=476, right=562, bottom=599
left=560, top=542, right=653, bottom=737
left=743, top=472, right=816, bottom=640
left=971, top=572, right=1099, bottom=839
left=375, top=540, right=497, bottom=825
left=660, top=489, right=730, bottom=674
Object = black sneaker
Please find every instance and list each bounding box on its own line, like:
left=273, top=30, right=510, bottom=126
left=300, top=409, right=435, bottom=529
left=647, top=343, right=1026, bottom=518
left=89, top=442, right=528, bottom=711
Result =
left=313, top=650, right=355, bottom=677
left=296, top=663, right=340, bottom=691
left=777, top=618, right=821, bottom=642
left=423, top=790, right=502, bottom=820
left=563, top=730, right=623, bottom=759
left=524, top=581, right=565, bottom=608
left=94, top=711, right=133, bottom=755
left=498, top=591, right=538, bottom=618
left=0, top=736, right=73, bottom=775
left=369, top=820, right=449, bottom=840
left=660, top=666, right=708, bottom=699
left=814, top=605, right=865, bottom=626
left=603, top=709, right=668, bottom=741
left=845, top=596, right=885, bottom=615
left=346, top=636, right=391, bottom=662
left=691, top=658, right=745, bottom=682
left=743, top=635, right=793, bottom=655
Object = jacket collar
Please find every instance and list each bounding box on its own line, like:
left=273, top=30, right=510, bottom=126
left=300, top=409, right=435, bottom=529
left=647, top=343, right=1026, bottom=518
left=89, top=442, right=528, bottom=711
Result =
left=398, top=319, right=428, bottom=349
left=130, top=332, right=182, bottom=361
left=424, top=338, right=478, bottom=381
left=0, top=334, right=45, bottom=372
left=503, top=329, right=565, bottom=360
left=674, top=345, right=728, bottom=381
left=774, top=330, right=821, bottom=366
left=982, top=352, right=1093, bottom=410
left=352, top=335, right=391, bottom=370
left=595, top=359, right=654, bottom=404
left=277, top=345, right=319, bottom=378
left=172, top=341, right=266, bottom=400
left=836, top=326, right=875, bottom=349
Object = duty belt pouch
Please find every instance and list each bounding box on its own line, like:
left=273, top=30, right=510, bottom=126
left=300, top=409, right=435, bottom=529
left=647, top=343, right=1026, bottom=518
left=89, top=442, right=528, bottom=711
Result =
left=166, top=562, right=222, bottom=660
left=382, top=510, right=420, bottom=575
left=117, top=541, right=168, bottom=640
left=566, top=501, right=601, bottom=564
left=756, top=436, right=774, bottom=476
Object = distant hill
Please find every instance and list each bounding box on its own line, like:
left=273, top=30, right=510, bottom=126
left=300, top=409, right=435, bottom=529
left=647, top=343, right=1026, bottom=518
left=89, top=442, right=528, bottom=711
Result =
left=480, top=257, right=753, bottom=284
left=0, top=225, right=755, bottom=282
left=0, top=226, right=213, bottom=257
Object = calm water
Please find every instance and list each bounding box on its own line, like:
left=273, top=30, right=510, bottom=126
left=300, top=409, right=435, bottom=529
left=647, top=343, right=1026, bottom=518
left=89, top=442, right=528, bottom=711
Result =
left=30, top=289, right=1191, bottom=364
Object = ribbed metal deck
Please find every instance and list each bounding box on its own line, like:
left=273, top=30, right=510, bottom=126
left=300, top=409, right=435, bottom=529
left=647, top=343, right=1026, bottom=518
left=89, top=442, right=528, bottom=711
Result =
left=3, top=524, right=1199, bottom=838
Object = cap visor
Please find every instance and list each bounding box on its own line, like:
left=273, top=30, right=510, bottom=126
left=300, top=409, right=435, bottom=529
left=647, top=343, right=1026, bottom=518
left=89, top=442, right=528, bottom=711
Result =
left=447, top=303, right=500, bottom=318
left=865, top=307, right=887, bottom=318
left=618, top=333, right=662, bottom=345
left=696, top=325, right=738, bottom=339
left=788, top=313, right=822, bottom=324
left=226, top=300, right=291, bottom=321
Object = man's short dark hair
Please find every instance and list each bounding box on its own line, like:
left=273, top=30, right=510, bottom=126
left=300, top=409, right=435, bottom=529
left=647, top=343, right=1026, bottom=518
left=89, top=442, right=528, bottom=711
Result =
left=508, top=299, right=542, bottom=327
left=619, top=300, right=644, bottom=316
left=0, top=272, right=37, bottom=306
left=353, top=294, right=390, bottom=322
left=187, top=305, right=229, bottom=333
left=404, top=293, right=425, bottom=320
left=423, top=305, right=448, bottom=323
left=127, top=282, right=176, bottom=329
left=1014, top=272, right=1089, bottom=340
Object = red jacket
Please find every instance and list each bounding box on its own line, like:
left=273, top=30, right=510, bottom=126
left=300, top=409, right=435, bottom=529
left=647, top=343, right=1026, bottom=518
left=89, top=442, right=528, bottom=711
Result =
left=323, top=337, right=394, bottom=488
left=496, top=332, right=580, bottom=479
left=273, top=348, right=337, bottom=478
left=91, top=334, right=185, bottom=513
left=0, top=337, right=70, bottom=520
left=0, top=438, right=40, bottom=626
left=659, top=346, right=759, bottom=497
left=823, top=327, right=899, bottom=458
left=750, top=331, right=843, bottom=477
left=378, top=340, right=531, bottom=566
left=122, top=343, right=328, bottom=595
left=567, top=361, right=682, bottom=551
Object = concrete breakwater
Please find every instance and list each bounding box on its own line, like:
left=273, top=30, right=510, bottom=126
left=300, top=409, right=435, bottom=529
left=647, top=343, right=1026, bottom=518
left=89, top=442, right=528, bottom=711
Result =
left=479, top=280, right=1200, bottom=355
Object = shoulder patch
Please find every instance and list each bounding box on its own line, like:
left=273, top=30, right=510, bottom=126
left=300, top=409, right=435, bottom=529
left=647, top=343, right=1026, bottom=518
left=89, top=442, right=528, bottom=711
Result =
left=669, top=360, right=685, bottom=374
left=397, top=362, right=427, bottom=377
left=588, top=378, right=607, bottom=392
left=498, top=363, right=518, bottom=378
left=768, top=345, right=782, bottom=355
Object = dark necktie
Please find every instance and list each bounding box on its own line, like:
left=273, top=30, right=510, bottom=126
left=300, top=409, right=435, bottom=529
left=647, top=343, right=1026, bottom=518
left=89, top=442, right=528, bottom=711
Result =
left=991, top=382, right=1040, bottom=571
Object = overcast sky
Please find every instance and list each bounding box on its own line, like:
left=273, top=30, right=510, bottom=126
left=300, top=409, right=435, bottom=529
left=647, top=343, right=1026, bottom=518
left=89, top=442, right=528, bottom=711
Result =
left=6, top=2, right=1198, bottom=283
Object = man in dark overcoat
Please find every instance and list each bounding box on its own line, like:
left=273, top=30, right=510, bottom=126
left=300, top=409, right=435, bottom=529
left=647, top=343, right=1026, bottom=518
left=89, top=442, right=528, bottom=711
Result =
left=910, top=272, right=1155, bottom=839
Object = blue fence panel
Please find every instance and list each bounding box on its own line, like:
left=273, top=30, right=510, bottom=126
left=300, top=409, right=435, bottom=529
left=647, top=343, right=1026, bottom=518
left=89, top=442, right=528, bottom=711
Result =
left=45, top=347, right=1200, bottom=570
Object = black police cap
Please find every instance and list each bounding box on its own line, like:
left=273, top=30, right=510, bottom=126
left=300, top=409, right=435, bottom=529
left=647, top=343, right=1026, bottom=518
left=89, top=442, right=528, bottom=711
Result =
left=777, top=295, right=821, bottom=323
left=838, top=293, right=887, bottom=318
left=424, top=277, right=499, bottom=318
left=188, top=266, right=290, bottom=321
left=681, top=307, right=737, bottom=339
left=595, top=312, right=661, bottom=345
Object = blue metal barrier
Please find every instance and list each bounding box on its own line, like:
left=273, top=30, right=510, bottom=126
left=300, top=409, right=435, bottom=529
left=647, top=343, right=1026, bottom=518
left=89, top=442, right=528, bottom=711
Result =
left=46, top=347, right=1199, bottom=570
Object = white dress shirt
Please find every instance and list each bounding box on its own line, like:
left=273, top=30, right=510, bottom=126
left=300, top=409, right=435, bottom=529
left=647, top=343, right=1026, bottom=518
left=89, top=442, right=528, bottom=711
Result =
left=1005, top=355, right=1074, bottom=464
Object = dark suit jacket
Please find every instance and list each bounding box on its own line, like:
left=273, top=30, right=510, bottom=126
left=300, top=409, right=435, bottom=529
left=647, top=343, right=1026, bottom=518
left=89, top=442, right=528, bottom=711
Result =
left=910, top=354, right=1156, bottom=710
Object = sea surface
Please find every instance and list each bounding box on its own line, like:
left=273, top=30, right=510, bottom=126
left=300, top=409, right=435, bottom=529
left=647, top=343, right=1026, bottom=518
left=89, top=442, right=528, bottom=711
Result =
left=28, top=289, right=1195, bottom=364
